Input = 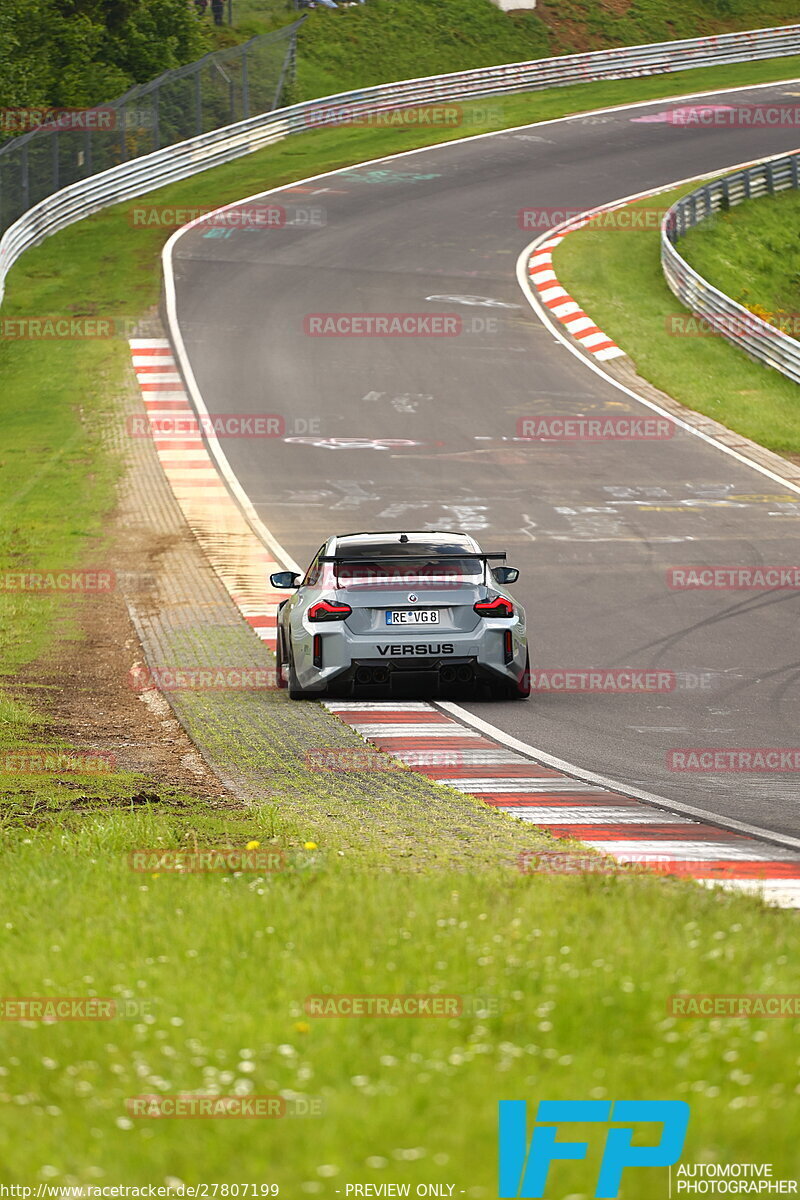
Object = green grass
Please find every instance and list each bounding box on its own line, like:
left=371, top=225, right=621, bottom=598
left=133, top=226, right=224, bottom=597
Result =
left=222, top=0, right=800, bottom=103
left=4, top=54, right=800, bottom=719
left=2, top=65, right=800, bottom=1184
left=679, top=187, right=800, bottom=338
left=554, top=184, right=800, bottom=457
left=0, top=829, right=798, bottom=1185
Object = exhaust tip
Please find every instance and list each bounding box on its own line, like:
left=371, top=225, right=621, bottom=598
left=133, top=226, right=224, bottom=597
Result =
left=440, top=666, right=457, bottom=684
left=456, top=665, right=473, bottom=684
left=355, top=666, right=374, bottom=685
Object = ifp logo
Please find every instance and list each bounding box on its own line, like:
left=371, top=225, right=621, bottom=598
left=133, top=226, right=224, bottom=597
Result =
left=498, top=1100, right=690, bottom=1198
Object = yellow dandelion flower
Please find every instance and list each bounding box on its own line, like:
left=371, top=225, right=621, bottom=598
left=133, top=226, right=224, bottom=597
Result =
left=304, top=841, right=318, bottom=850
left=294, top=1021, right=310, bottom=1034
left=246, top=840, right=260, bottom=850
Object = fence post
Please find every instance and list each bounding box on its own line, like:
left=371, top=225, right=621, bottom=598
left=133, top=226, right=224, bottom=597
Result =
left=195, top=71, right=203, bottom=137
left=21, top=142, right=29, bottom=213
left=242, top=44, right=250, bottom=120
left=52, top=130, right=60, bottom=194
left=272, top=27, right=298, bottom=110
left=153, top=87, right=161, bottom=152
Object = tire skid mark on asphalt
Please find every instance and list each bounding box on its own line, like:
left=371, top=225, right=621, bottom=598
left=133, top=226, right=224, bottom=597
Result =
left=324, top=699, right=800, bottom=903
left=130, top=344, right=800, bottom=904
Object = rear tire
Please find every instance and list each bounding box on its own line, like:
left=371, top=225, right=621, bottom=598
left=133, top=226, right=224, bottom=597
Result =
left=275, top=628, right=288, bottom=690
left=288, top=647, right=320, bottom=701
left=510, top=650, right=531, bottom=700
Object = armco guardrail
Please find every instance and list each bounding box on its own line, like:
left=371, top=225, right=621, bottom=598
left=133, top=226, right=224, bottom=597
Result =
left=662, top=151, right=800, bottom=385
left=2, top=23, right=800, bottom=306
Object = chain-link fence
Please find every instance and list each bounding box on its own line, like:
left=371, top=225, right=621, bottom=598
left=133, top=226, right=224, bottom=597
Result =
left=0, top=20, right=303, bottom=236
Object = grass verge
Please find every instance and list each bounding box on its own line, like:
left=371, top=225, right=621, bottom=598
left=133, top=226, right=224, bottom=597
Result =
left=679, top=187, right=800, bottom=336
left=0, top=835, right=798, bottom=1184
left=223, top=0, right=800, bottom=101
left=1, top=65, right=799, bottom=1183
left=554, top=183, right=800, bottom=457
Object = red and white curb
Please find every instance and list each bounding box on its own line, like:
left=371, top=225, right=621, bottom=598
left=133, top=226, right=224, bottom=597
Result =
left=324, top=701, right=800, bottom=906
left=129, top=339, right=800, bottom=907
left=129, top=338, right=282, bottom=648
left=527, top=224, right=625, bottom=362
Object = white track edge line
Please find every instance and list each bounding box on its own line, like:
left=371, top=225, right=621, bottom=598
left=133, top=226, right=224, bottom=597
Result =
left=515, top=167, right=800, bottom=496
left=160, top=79, right=800, bottom=856
left=163, top=78, right=800, bottom=555
left=436, top=701, right=800, bottom=852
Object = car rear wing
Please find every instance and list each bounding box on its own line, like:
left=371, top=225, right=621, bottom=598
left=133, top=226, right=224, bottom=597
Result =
left=319, top=553, right=507, bottom=563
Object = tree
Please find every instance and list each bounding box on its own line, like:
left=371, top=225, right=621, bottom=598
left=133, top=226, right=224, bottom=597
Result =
left=0, top=0, right=209, bottom=115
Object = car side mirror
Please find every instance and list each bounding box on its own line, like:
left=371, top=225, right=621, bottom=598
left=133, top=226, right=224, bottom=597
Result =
left=270, top=571, right=301, bottom=589
left=493, top=566, right=519, bottom=584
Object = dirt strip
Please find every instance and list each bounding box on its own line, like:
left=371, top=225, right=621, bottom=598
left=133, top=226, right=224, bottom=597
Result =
left=107, top=315, right=560, bottom=869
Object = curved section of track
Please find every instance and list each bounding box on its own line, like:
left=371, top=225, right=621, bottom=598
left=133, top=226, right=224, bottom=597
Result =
left=167, top=80, right=800, bottom=840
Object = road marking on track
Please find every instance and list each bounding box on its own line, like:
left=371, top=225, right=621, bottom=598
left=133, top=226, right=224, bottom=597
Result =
left=157, top=80, right=800, bottom=904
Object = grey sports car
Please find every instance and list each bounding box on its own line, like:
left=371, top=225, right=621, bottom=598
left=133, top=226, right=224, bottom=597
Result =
left=270, top=531, right=530, bottom=700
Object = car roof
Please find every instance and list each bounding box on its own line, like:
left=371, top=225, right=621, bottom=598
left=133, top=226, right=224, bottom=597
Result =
left=332, top=531, right=482, bottom=552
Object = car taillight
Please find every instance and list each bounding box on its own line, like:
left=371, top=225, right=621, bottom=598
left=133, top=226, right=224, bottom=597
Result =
left=312, top=634, right=323, bottom=667
left=503, top=630, right=514, bottom=664
left=474, top=597, right=514, bottom=618
left=308, top=599, right=352, bottom=621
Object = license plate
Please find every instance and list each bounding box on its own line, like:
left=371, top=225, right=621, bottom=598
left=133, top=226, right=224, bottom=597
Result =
left=385, top=609, right=440, bottom=625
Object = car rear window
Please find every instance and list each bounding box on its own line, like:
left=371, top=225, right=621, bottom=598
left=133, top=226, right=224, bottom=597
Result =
left=335, top=555, right=483, bottom=589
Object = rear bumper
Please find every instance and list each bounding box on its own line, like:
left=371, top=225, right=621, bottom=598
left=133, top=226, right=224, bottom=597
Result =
left=326, top=654, right=522, bottom=698
left=288, top=618, right=527, bottom=696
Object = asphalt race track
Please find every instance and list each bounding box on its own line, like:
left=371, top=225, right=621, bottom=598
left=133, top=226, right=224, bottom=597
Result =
left=169, top=80, right=800, bottom=840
